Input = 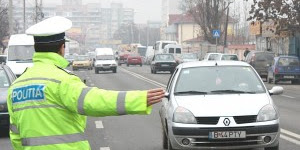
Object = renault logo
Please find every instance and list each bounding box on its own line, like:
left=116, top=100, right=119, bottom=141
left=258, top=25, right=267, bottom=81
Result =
left=223, top=118, right=230, bottom=126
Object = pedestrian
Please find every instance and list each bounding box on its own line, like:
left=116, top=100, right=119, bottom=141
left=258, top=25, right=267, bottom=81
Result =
left=7, top=16, right=164, bottom=150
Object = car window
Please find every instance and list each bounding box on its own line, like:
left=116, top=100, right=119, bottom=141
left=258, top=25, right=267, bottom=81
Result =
left=0, top=69, right=10, bottom=88
left=169, top=48, right=175, bottom=54
left=221, top=55, right=238, bottom=61
left=278, top=57, right=299, bottom=66
left=167, top=69, right=178, bottom=93
left=175, top=66, right=265, bottom=94
left=176, top=48, right=181, bottom=54
left=208, top=54, right=219, bottom=60
left=8, top=45, right=34, bottom=61
left=155, top=55, right=175, bottom=61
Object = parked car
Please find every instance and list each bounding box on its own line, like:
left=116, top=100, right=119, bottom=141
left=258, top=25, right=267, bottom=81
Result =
left=267, top=56, right=300, bottom=84
left=179, top=53, right=198, bottom=63
left=203, top=53, right=222, bottom=61
left=245, top=51, right=275, bottom=80
left=218, top=54, right=239, bottom=61
left=151, top=54, right=177, bottom=74
left=0, top=64, right=17, bottom=130
left=160, top=61, right=282, bottom=150
left=72, top=55, right=93, bottom=71
left=0, top=55, right=7, bottom=64
left=127, top=53, right=143, bottom=67
left=118, top=53, right=130, bottom=66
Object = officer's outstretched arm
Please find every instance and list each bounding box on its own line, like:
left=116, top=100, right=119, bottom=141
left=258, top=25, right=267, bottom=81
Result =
left=59, top=76, right=151, bottom=116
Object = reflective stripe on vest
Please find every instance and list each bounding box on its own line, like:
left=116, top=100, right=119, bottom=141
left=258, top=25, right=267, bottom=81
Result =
left=13, top=78, right=61, bottom=85
left=13, top=104, right=65, bottom=112
left=117, top=91, right=127, bottom=115
left=10, top=124, right=19, bottom=134
left=22, top=133, right=86, bottom=146
left=77, top=87, right=93, bottom=115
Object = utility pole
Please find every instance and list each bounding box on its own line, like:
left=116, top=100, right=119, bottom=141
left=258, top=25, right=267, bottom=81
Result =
left=223, top=6, right=230, bottom=53
left=23, top=0, right=26, bottom=32
left=9, top=0, right=13, bottom=34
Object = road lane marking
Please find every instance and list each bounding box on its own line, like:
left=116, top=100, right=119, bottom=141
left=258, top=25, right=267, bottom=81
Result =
left=100, top=147, right=110, bottom=150
left=120, top=68, right=166, bottom=88
left=95, top=121, right=104, bottom=129
left=121, top=67, right=300, bottom=145
left=281, top=95, right=295, bottom=99
left=281, top=128, right=300, bottom=140
left=280, top=134, right=300, bottom=145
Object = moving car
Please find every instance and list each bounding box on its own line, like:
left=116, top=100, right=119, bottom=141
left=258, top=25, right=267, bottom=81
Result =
left=0, top=64, right=17, bottom=130
left=72, top=55, right=93, bottom=71
left=118, top=53, right=129, bottom=66
left=151, top=54, right=177, bottom=74
left=6, top=34, right=35, bottom=77
left=160, top=61, right=282, bottom=150
left=245, top=51, right=275, bottom=80
left=94, top=48, right=117, bottom=74
left=218, top=54, right=239, bottom=61
left=179, top=53, right=198, bottom=63
left=127, top=54, right=143, bottom=67
left=203, top=53, right=222, bottom=61
left=267, top=56, right=300, bottom=84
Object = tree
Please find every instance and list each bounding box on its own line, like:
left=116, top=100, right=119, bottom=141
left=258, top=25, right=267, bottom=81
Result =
left=0, top=0, right=8, bottom=50
left=182, top=0, right=232, bottom=44
left=248, top=0, right=300, bottom=34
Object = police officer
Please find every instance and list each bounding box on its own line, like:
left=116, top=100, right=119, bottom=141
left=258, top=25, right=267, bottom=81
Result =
left=7, top=16, right=164, bottom=150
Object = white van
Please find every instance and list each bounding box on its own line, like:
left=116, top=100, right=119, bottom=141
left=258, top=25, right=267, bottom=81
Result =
left=154, top=41, right=177, bottom=54
left=94, top=48, right=117, bottom=74
left=163, top=44, right=182, bottom=56
left=6, top=34, right=35, bottom=77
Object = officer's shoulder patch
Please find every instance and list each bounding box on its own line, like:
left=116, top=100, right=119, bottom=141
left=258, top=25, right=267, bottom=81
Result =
left=56, top=66, right=77, bottom=76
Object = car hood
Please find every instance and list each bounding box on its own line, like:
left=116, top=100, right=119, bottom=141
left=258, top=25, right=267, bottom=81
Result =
left=155, top=60, right=176, bottom=63
left=174, top=93, right=270, bottom=116
left=7, top=61, right=33, bottom=75
left=95, top=60, right=116, bottom=65
left=0, top=88, right=8, bottom=104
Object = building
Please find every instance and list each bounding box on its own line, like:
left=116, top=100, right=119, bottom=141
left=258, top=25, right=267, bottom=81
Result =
left=11, top=1, right=134, bottom=51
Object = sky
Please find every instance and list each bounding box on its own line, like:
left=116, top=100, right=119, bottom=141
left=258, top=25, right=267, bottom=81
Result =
left=26, top=0, right=182, bottom=24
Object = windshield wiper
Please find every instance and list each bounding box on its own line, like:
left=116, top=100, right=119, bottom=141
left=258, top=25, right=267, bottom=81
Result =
left=174, top=91, right=208, bottom=95
left=210, top=90, right=256, bottom=94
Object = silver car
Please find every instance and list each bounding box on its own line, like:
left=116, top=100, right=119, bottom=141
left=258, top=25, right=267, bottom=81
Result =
left=160, top=61, right=283, bottom=150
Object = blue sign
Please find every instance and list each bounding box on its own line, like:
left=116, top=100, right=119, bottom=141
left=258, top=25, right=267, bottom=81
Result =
left=213, top=30, right=221, bottom=38
left=12, top=85, right=46, bottom=104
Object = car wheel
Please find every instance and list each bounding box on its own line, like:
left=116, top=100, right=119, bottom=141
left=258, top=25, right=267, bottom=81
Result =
left=265, top=144, right=279, bottom=150
left=291, top=80, right=299, bottom=85
left=168, top=138, right=174, bottom=150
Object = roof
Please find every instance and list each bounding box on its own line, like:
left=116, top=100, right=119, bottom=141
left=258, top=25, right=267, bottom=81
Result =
left=179, top=61, right=251, bottom=68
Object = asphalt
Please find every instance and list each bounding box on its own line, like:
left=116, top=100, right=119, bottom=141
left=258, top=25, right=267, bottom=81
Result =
left=0, top=65, right=299, bottom=150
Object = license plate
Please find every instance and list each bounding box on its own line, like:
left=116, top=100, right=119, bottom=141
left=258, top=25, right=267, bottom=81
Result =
left=209, top=131, right=246, bottom=139
left=161, top=64, right=169, bottom=67
left=284, top=76, right=294, bottom=79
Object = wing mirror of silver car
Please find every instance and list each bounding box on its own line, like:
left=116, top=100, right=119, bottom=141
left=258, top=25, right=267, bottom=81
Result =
left=269, top=86, right=284, bottom=95
left=165, top=92, right=170, bottom=99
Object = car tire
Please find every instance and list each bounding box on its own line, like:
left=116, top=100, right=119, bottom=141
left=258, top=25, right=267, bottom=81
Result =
left=273, top=74, right=278, bottom=84
left=113, top=68, right=117, bottom=73
left=153, top=69, right=157, bottom=74
left=265, top=144, right=279, bottom=150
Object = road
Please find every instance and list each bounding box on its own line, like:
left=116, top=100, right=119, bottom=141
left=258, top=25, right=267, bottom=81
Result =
left=0, top=65, right=299, bottom=150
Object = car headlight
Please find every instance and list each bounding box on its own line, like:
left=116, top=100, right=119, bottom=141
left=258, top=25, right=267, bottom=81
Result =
left=257, top=104, right=278, bottom=122
left=173, top=107, right=197, bottom=124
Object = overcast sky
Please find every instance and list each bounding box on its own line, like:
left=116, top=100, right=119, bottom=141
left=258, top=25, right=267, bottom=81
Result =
left=30, top=0, right=170, bottom=24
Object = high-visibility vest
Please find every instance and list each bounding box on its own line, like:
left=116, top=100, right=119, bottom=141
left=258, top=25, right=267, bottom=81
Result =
left=7, top=52, right=151, bottom=150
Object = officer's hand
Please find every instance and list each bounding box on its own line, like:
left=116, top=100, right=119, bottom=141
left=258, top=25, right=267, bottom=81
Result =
left=147, top=88, right=165, bottom=106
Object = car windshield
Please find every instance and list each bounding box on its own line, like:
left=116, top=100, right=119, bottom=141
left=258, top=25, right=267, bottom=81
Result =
left=175, top=66, right=265, bottom=94
left=221, top=55, right=238, bottom=61
left=76, top=56, right=89, bottom=61
left=155, top=54, right=175, bottom=61
left=182, top=54, right=197, bottom=59
left=0, top=69, right=10, bottom=88
left=0, top=56, right=6, bottom=63
left=96, top=55, right=114, bottom=60
left=278, top=57, right=299, bottom=66
left=208, top=54, right=220, bottom=60
left=8, top=45, right=34, bottom=61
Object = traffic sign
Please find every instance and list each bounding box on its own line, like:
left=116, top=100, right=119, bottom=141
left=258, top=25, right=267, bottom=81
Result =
left=213, top=30, right=221, bottom=38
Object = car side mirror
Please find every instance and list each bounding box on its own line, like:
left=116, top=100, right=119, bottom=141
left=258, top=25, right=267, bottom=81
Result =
left=269, top=86, right=283, bottom=95
left=164, top=92, right=170, bottom=99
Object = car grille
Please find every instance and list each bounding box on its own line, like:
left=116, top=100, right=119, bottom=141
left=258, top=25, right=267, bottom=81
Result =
left=234, top=115, right=257, bottom=124
left=196, top=117, right=219, bottom=125
left=103, top=64, right=110, bottom=66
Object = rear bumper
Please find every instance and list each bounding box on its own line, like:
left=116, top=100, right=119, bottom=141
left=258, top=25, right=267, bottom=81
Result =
left=155, top=66, right=176, bottom=71
left=275, top=74, right=300, bottom=80
left=170, top=123, right=280, bottom=149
